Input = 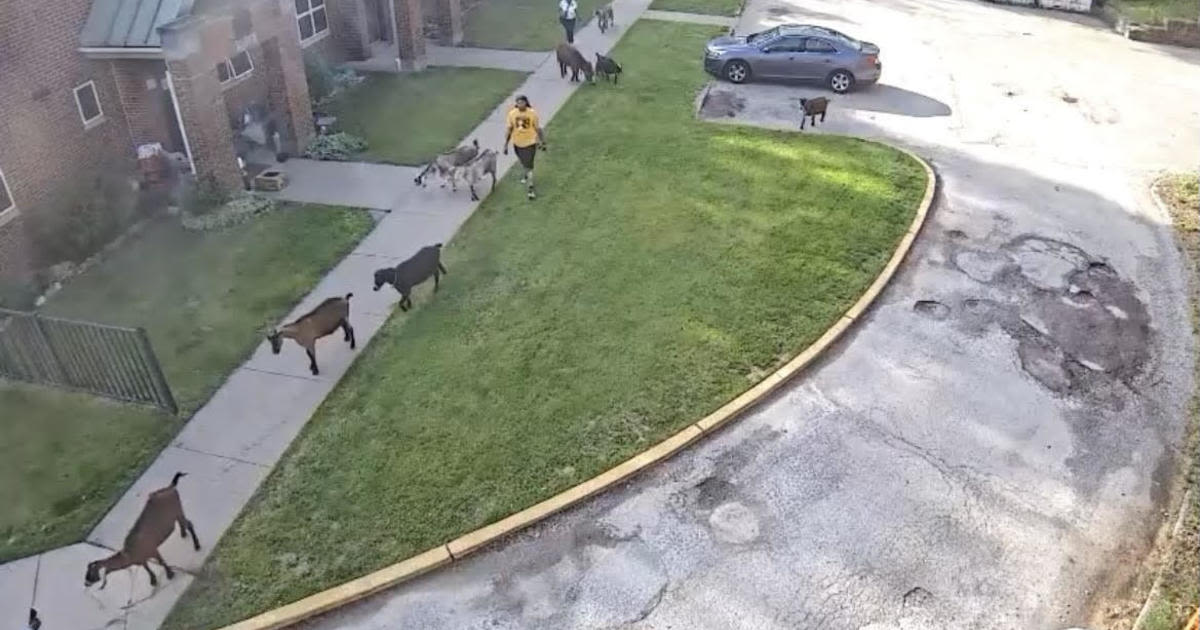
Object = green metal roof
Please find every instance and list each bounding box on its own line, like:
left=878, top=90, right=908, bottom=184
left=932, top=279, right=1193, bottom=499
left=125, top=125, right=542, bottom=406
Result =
left=79, top=0, right=195, bottom=48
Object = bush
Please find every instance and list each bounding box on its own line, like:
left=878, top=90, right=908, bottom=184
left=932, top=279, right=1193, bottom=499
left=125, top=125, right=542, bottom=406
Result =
left=181, top=194, right=276, bottom=232
left=306, top=55, right=364, bottom=108
left=27, top=172, right=139, bottom=265
left=182, top=173, right=233, bottom=217
left=304, top=132, right=368, bottom=161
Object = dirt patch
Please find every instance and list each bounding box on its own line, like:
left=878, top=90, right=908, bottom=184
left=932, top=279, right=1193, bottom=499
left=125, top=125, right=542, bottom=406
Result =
left=699, top=88, right=745, bottom=119
left=913, top=300, right=950, bottom=320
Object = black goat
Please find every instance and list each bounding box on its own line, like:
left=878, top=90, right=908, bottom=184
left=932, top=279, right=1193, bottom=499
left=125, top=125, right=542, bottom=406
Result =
left=799, top=97, right=829, bottom=130
left=594, top=53, right=622, bottom=83
left=374, top=244, right=447, bottom=312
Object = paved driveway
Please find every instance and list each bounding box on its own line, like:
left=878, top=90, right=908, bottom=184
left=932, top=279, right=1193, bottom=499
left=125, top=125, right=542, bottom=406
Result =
left=304, top=2, right=1200, bottom=629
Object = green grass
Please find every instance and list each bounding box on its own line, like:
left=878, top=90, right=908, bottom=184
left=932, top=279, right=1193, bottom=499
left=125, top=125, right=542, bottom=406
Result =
left=1110, top=0, right=1199, bottom=24
left=0, top=383, right=177, bottom=562
left=43, top=205, right=374, bottom=415
left=0, top=206, right=372, bottom=560
left=327, top=68, right=527, bottom=165
left=1138, top=172, right=1200, bottom=630
left=463, top=0, right=605, bottom=50
left=650, top=0, right=742, bottom=17
left=166, top=21, right=926, bottom=629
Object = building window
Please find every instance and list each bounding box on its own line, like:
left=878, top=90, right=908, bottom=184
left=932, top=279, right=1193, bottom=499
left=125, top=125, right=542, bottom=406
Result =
left=295, top=0, right=328, bottom=43
left=0, top=168, right=14, bottom=219
left=216, top=51, right=254, bottom=84
left=73, top=81, right=104, bottom=127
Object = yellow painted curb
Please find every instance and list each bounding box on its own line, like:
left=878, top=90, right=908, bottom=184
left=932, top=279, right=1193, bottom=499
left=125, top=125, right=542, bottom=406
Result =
left=218, top=145, right=936, bottom=630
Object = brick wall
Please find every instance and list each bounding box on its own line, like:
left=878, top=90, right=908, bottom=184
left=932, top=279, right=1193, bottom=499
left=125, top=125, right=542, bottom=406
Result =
left=325, top=0, right=366, bottom=61
left=395, top=0, right=428, bottom=69
left=0, top=215, right=33, bottom=283
left=0, top=0, right=138, bottom=278
left=112, top=60, right=185, bottom=153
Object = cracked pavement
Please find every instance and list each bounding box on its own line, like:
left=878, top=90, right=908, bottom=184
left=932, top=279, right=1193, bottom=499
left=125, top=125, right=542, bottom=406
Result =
left=301, top=1, right=1200, bottom=628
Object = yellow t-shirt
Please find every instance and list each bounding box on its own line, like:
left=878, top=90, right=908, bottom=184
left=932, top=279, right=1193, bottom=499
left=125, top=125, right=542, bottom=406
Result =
left=507, top=107, right=540, bottom=148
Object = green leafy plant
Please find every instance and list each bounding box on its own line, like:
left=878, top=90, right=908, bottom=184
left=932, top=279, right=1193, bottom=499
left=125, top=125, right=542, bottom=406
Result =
left=303, top=132, right=368, bottom=161
left=182, top=173, right=233, bottom=217
left=181, top=194, right=277, bottom=232
left=27, top=172, right=138, bottom=265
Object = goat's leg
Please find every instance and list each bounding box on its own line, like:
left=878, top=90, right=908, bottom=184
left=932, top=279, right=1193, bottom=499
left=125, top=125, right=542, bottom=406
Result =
left=152, top=552, right=175, bottom=580
left=142, top=563, right=158, bottom=587
left=341, top=319, right=356, bottom=349
left=438, top=262, right=448, bottom=275
left=800, top=114, right=806, bottom=130
left=820, top=110, right=826, bottom=123
left=490, top=170, right=496, bottom=191
left=181, top=518, right=201, bottom=550
left=469, top=182, right=479, bottom=201
left=399, top=293, right=411, bottom=312
left=305, top=347, right=319, bottom=376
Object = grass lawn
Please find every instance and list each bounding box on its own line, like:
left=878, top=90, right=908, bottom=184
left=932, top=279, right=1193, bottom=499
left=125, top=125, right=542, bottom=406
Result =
left=0, top=384, right=177, bottom=562
left=166, top=21, right=926, bottom=629
left=0, top=206, right=372, bottom=560
left=43, top=205, right=374, bottom=415
left=650, top=0, right=742, bottom=17
left=463, top=0, right=605, bottom=50
left=1140, top=172, right=1200, bottom=630
left=327, top=68, right=527, bottom=165
left=1110, top=0, right=1199, bottom=23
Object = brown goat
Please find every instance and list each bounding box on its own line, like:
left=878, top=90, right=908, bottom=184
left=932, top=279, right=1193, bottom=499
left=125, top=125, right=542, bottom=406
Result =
left=267, top=293, right=355, bottom=375
left=556, top=42, right=594, bottom=83
left=84, top=472, right=200, bottom=589
left=799, top=97, right=829, bottom=130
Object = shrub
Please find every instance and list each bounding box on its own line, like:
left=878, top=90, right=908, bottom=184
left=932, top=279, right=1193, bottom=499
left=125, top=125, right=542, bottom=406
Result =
left=182, top=173, right=233, bottom=217
left=304, top=132, right=368, bottom=161
left=305, top=55, right=337, bottom=105
left=27, top=172, right=139, bottom=265
left=181, top=194, right=276, bottom=232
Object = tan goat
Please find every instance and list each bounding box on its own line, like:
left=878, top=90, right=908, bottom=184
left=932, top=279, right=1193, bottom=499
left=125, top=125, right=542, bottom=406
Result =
left=84, top=472, right=200, bottom=589
left=267, top=293, right=355, bottom=375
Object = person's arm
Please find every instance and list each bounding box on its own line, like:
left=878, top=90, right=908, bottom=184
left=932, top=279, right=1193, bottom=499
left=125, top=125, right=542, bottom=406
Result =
left=535, top=113, right=546, bottom=148
left=503, top=114, right=513, bottom=154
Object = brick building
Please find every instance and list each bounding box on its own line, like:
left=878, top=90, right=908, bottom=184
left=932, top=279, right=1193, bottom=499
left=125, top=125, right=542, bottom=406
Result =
left=0, top=0, right=459, bottom=285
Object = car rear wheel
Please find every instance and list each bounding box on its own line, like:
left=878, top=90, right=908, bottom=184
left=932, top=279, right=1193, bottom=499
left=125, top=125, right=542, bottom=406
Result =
left=724, top=60, right=751, bottom=84
left=828, top=70, right=855, bottom=93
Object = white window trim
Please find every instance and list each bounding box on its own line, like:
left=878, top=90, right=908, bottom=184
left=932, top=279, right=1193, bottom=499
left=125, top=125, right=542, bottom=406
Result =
left=217, top=51, right=255, bottom=86
left=73, top=80, right=105, bottom=129
left=0, top=168, right=17, bottom=227
left=295, top=0, right=330, bottom=45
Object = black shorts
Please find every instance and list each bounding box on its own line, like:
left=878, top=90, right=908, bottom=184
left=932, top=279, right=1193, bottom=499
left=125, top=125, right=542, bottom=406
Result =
left=514, top=144, right=537, bottom=169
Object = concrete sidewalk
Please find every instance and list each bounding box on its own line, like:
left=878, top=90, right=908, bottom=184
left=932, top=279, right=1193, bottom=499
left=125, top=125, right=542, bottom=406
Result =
left=0, top=2, right=653, bottom=629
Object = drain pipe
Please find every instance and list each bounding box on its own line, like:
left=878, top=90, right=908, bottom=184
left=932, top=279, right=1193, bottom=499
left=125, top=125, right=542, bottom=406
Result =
left=164, top=70, right=196, bottom=175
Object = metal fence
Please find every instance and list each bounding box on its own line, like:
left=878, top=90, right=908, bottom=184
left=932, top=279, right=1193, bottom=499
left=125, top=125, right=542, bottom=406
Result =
left=0, top=308, right=177, bottom=413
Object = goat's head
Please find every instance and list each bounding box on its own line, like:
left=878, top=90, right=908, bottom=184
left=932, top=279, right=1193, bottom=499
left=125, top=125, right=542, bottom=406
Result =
left=267, top=329, right=284, bottom=354
left=373, top=267, right=393, bottom=292
left=583, top=61, right=595, bottom=83
left=84, top=561, right=106, bottom=588
left=799, top=98, right=809, bottom=109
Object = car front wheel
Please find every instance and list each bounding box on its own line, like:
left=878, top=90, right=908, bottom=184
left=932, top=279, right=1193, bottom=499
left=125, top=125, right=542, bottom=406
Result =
left=828, top=70, right=855, bottom=93
left=724, top=60, right=751, bottom=84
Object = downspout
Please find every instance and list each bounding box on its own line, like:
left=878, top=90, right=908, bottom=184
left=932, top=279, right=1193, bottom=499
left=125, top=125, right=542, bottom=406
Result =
left=163, top=69, right=196, bottom=174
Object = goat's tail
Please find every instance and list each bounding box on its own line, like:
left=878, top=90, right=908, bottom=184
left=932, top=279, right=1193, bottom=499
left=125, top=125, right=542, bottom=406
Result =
left=434, top=242, right=444, bottom=249
left=170, top=472, right=187, bottom=487
left=472, top=138, right=479, bottom=148
left=345, top=292, right=354, bottom=301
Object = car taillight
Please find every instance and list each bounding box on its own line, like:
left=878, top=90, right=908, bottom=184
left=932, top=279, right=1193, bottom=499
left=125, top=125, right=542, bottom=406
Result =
left=865, top=54, right=878, bottom=66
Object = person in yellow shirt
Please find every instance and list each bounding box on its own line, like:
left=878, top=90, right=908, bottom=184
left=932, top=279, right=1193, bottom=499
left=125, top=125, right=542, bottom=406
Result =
left=503, top=95, right=546, bottom=200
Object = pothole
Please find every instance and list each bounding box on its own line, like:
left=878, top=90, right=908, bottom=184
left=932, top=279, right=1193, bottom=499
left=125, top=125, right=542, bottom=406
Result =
left=914, top=300, right=950, bottom=320
left=708, top=501, right=761, bottom=544
left=902, top=586, right=934, bottom=608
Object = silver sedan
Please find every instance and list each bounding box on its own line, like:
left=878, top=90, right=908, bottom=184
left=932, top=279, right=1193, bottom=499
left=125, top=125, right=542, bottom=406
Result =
left=703, top=24, right=881, bottom=92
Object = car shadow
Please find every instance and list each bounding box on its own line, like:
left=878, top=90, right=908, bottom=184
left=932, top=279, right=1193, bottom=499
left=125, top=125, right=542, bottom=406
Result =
left=839, top=84, right=952, bottom=118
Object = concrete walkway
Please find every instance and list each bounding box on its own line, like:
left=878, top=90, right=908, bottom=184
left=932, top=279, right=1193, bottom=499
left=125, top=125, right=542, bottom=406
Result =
left=643, top=9, right=736, bottom=26
left=0, top=3, right=649, bottom=630
left=345, top=45, right=551, bottom=74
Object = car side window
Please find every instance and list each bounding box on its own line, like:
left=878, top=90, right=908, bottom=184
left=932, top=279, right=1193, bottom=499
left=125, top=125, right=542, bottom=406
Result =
left=765, top=36, right=804, bottom=53
left=803, top=38, right=838, bottom=53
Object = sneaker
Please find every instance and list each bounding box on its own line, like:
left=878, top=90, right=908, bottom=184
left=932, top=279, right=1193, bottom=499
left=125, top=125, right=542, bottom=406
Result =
left=527, top=189, right=537, bottom=200
left=519, top=175, right=527, bottom=184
